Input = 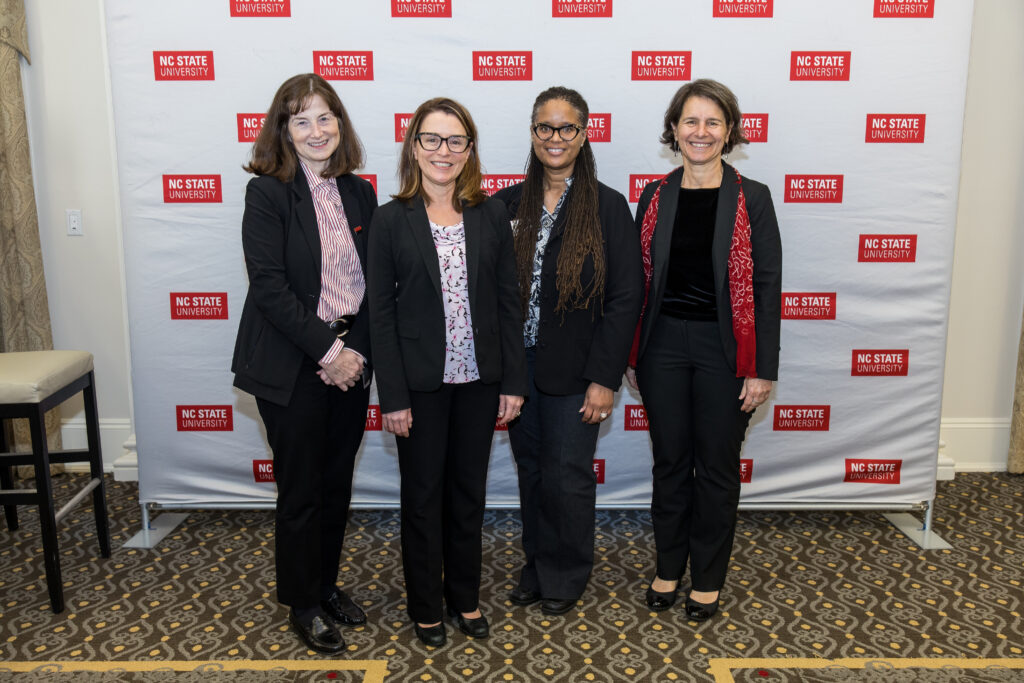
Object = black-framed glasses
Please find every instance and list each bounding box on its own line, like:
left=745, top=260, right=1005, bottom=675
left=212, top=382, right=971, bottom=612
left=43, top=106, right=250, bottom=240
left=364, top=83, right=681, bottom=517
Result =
left=415, top=132, right=472, bottom=153
left=532, top=123, right=584, bottom=141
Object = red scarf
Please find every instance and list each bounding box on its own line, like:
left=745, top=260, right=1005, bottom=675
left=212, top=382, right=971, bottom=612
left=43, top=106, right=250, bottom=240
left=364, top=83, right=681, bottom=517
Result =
left=629, top=166, right=757, bottom=378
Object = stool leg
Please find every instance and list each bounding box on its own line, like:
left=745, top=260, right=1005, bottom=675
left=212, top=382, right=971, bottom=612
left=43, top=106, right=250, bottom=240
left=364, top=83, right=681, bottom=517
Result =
left=0, top=422, right=18, bottom=531
left=83, top=372, right=110, bottom=557
left=29, top=407, right=64, bottom=613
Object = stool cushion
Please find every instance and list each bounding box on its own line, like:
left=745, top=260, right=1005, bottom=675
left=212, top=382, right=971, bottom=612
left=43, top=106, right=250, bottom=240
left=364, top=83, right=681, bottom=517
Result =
left=0, top=351, right=94, bottom=404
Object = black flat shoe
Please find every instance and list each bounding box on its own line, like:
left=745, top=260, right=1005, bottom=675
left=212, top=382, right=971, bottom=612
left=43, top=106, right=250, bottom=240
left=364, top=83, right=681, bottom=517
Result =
left=414, top=622, right=447, bottom=647
left=645, top=581, right=678, bottom=611
left=540, top=597, right=577, bottom=615
left=507, top=584, right=541, bottom=606
left=684, top=595, right=720, bottom=622
left=447, top=607, right=489, bottom=638
left=289, top=610, right=345, bottom=654
left=321, top=587, right=367, bottom=626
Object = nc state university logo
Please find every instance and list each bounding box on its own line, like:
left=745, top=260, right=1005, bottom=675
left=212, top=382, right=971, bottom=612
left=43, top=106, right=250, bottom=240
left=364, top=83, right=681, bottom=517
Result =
left=586, top=114, right=611, bottom=143
left=366, top=405, right=382, bottom=431
left=624, top=404, right=648, bottom=431
left=784, top=175, right=843, bottom=203
left=394, top=113, right=413, bottom=142
left=628, top=174, right=665, bottom=203
left=741, top=114, right=768, bottom=143
left=874, top=0, right=933, bottom=17
left=866, top=114, right=926, bottom=143
left=713, top=0, right=773, bottom=17
left=392, top=0, right=452, bottom=16
left=851, top=349, right=909, bottom=376
left=358, top=174, right=378, bottom=195
left=790, top=51, right=850, bottom=81
left=632, top=51, right=691, bottom=81
left=177, top=405, right=232, bottom=431
left=481, top=175, right=525, bottom=196
left=774, top=405, right=830, bottom=431
left=473, top=51, right=532, bottom=80
left=553, top=0, right=612, bottom=17
left=170, top=292, right=228, bottom=320
left=230, top=0, right=290, bottom=16
left=739, top=459, right=753, bottom=483
left=253, top=460, right=274, bottom=482
left=314, top=51, right=373, bottom=80
left=845, top=459, right=902, bottom=484
left=859, top=234, right=917, bottom=262
left=237, top=113, right=266, bottom=142
left=153, top=51, right=214, bottom=81
left=593, top=459, right=605, bottom=484
left=781, top=292, right=836, bottom=320
left=163, top=175, right=222, bottom=203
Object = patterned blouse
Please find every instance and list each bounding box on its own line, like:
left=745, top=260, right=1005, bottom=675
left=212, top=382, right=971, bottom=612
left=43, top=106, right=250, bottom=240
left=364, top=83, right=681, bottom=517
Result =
left=429, top=220, right=480, bottom=384
left=523, top=177, right=573, bottom=347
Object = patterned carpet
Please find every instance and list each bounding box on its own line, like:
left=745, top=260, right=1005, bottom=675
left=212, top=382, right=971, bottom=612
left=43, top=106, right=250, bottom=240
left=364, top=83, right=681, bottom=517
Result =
left=0, top=472, right=1021, bottom=681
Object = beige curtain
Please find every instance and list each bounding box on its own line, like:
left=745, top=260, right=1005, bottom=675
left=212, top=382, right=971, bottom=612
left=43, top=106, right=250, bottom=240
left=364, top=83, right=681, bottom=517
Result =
left=0, top=0, right=64, bottom=475
left=1010, top=309, right=1024, bottom=473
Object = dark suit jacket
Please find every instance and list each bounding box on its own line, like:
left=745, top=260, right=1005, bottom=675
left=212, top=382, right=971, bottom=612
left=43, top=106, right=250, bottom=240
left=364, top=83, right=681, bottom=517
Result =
left=232, top=172, right=377, bottom=406
left=493, top=181, right=643, bottom=396
left=634, top=162, right=782, bottom=380
left=367, top=195, right=528, bottom=414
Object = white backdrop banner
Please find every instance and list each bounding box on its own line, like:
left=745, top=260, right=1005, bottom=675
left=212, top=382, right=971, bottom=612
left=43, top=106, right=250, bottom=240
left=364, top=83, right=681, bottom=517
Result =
left=104, top=0, right=971, bottom=508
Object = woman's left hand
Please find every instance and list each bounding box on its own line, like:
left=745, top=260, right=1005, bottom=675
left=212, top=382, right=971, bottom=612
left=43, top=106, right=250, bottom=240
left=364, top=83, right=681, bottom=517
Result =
left=580, top=382, right=614, bottom=424
left=497, top=394, right=525, bottom=426
left=739, top=377, right=774, bottom=413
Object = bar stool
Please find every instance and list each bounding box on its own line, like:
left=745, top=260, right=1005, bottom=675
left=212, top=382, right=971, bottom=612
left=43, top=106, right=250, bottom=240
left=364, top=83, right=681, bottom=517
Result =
left=0, top=350, right=111, bottom=613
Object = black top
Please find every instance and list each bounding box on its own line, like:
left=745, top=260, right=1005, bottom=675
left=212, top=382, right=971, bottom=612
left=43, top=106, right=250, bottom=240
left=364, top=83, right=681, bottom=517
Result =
left=660, top=187, right=718, bottom=321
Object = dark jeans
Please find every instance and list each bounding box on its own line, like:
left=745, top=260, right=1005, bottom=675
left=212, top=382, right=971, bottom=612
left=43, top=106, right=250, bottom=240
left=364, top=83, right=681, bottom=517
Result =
left=636, top=317, right=751, bottom=592
left=508, top=348, right=600, bottom=600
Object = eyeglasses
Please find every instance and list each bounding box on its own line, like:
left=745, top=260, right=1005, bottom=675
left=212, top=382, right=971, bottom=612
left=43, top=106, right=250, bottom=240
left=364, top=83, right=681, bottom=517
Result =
left=415, top=133, right=471, bottom=153
left=532, top=123, right=584, bottom=141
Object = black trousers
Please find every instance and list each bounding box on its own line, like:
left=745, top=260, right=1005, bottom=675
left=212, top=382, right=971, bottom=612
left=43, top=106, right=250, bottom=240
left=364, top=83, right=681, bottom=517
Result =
left=636, top=317, right=751, bottom=592
left=256, top=357, right=369, bottom=608
left=508, top=348, right=600, bottom=600
left=395, top=380, right=500, bottom=623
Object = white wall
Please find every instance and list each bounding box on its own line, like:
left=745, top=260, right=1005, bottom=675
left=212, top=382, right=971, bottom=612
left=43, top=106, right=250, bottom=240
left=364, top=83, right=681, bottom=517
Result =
left=17, top=0, right=1024, bottom=472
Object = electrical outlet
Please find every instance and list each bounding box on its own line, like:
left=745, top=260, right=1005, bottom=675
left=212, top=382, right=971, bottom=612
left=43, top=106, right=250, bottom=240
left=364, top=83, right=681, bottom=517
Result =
left=66, top=209, right=83, bottom=236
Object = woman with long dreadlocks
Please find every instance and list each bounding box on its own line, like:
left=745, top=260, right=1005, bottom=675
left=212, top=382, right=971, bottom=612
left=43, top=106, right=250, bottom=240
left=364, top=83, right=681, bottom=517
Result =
left=493, top=86, right=642, bottom=616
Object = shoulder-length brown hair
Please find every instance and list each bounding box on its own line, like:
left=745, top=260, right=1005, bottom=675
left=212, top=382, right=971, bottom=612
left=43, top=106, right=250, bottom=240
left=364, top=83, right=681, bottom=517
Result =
left=660, top=78, right=749, bottom=155
left=393, top=97, right=487, bottom=212
left=244, top=73, right=364, bottom=182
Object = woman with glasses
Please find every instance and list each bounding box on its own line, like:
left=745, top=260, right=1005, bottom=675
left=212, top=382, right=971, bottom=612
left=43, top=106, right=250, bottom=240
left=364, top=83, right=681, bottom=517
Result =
left=232, top=74, right=375, bottom=654
left=492, top=86, right=642, bottom=615
left=368, top=97, right=526, bottom=647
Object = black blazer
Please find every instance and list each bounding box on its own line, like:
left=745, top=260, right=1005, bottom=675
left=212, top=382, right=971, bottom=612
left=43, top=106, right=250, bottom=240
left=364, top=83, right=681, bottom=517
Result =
left=493, top=181, right=643, bottom=395
left=634, top=162, right=782, bottom=380
left=367, top=195, right=528, bottom=414
left=232, top=172, right=377, bottom=406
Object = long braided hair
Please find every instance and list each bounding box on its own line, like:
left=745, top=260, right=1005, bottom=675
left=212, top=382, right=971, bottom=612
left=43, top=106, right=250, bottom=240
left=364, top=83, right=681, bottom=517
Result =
left=512, top=87, right=606, bottom=318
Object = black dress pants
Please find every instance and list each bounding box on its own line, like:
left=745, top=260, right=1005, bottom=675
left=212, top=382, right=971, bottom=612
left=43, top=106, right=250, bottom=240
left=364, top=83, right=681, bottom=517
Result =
left=395, top=380, right=500, bottom=623
left=256, top=357, right=369, bottom=608
left=636, top=317, right=752, bottom=592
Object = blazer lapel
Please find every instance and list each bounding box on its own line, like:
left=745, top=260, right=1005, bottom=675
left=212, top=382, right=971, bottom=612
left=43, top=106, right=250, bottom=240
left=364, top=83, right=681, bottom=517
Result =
left=336, top=174, right=367, bottom=270
left=406, top=197, right=444, bottom=304
left=649, top=166, right=683, bottom=316
left=463, top=203, right=480, bottom=316
left=291, top=173, right=322, bottom=273
left=713, top=162, right=740, bottom=300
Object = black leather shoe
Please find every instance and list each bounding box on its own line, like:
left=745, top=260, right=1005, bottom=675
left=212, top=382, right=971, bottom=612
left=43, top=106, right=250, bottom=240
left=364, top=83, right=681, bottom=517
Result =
left=540, top=597, right=577, bottom=615
left=321, top=588, right=366, bottom=626
left=289, top=610, right=345, bottom=654
left=685, top=595, right=720, bottom=622
left=507, top=585, right=541, bottom=606
left=414, top=622, right=447, bottom=647
left=645, top=581, right=678, bottom=611
left=447, top=607, right=489, bottom=638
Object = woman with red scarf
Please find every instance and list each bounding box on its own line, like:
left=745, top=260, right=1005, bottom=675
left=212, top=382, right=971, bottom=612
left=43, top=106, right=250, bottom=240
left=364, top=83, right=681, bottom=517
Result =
left=627, top=79, right=781, bottom=621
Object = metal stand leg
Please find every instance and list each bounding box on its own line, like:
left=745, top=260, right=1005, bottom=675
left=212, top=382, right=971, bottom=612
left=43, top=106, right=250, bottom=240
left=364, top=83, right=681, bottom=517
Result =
left=883, top=499, right=951, bottom=550
left=123, top=503, right=187, bottom=549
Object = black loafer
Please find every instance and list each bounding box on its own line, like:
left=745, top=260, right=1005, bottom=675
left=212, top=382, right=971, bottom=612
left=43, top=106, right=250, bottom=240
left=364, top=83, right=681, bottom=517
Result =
left=507, top=585, right=541, bottom=606
left=414, top=622, right=447, bottom=647
left=447, top=607, right=489, bottom=638
left=289, top=610, right=345, bottom=654
left=540, top=597, right=577, bottom=615
left=645, top=580, right=678, bottom=611
left=685, top=595, right=720, bottom=622
left=322, top=587, right=367, bottom=626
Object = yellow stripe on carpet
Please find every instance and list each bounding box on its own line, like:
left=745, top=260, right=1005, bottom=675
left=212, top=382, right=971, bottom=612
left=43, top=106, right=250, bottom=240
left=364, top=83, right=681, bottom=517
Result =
left=0, top=660, right=388, bottom=681
left=708, top=657, right=1024, bottom=682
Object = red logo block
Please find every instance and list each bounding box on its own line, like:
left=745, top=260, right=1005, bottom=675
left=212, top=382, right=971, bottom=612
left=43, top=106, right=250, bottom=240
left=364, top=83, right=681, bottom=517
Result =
left=866, top=114, right=926, bottom=143
left=480, top=175, right=525, bottom=196
left=774, top=405, right=830, bottom=431
left=845, top=458, right=902, bottom=484
left=473, top=51, right=532, bottom=80
left=781, top=292, right=836, bottom=320
left=170, top=292, right=228, bottom=320
left=874, top=0, right=933, bottom=17
left=586, top=113, right=611, bottom=143
left=394, top=113, right=413, bottom=142
left=163, top=175, right=222, bottom=203
left=790, top=51, right=851, bottom=81
left=713, top=0, right=773, bottom=17
left=358, top=174, right=378, bottom=195
left=593, top=459, right=606, bottom=484
left=851, top=349, right=909, bottom=376
left=253, top=460, right=275, bottom=482
left=392, top=0, right=452, bottom=16
left=859, top=234, right=917, bottom=262
left=628, top=174, right=665, bottom=203
left=153, top=51, right=214, bottom=81
left=741, top=114, right=768, bottom=143
left=624, top=404, right=648, bottom=431
left=237, top=113, right=266, bottom=143
left=784, top=174, right=843, bottom=203
left=314, top=51, right=374, bottom=80
left=231, top=0, right=290, bottom=16
left=739, top=459, right=753, bottom=483
left=177, top=405, right=232, bottom=431
left=366, top=405, right=382, bottom=431
left=553, top=0, right=612, bottom=17
left=632, top=51, right=691, bottom=81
